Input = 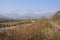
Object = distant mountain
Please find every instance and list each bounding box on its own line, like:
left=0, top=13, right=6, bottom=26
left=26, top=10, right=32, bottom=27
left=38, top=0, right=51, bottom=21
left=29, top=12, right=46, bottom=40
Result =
left=0, top=14, right=15, bottom=22
left=0, top=15, right=8, bottom=20
left=1, top=13, right=54, bottom=19
left=4, top=13, right=22, bottom=19
left=42, top=13, right=54, bottom=18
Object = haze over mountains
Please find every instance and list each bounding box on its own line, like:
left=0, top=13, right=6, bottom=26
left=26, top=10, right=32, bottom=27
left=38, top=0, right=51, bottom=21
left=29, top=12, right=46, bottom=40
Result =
left=0, top=11, right=55, bottom=19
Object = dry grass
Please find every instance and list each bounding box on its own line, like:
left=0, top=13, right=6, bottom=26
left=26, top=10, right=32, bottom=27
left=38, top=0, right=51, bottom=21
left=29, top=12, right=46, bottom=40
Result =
left=0, top=20, right=32, bottom=28
left=0, top=19, right=60, bottom=40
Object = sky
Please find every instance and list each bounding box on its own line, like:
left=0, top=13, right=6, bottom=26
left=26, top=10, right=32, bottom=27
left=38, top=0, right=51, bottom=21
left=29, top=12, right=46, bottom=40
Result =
left=0, top=0, right=60, bottom=18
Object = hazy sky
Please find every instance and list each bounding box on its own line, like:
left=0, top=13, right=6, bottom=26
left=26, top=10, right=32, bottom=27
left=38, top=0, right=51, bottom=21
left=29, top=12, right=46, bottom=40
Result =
left=0, top=0, right=60, bottom=17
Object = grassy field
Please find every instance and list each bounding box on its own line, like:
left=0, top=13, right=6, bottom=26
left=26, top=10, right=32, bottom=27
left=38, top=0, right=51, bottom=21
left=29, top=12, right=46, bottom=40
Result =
left=0, top=11, right=60, bottom=40
left=0, top=18, right=60, bottom=40
left=0, top=20, right=33, bottom=28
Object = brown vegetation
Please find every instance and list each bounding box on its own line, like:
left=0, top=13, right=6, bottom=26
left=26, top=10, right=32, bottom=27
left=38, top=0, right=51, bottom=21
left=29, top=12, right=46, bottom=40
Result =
left=0, top=11, right=60, bottom=40
left=0, top=18, right=60, bottom=40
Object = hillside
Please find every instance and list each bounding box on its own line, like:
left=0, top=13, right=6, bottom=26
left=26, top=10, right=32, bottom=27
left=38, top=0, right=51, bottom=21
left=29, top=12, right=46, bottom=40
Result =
left=52, top=11, right=60, bottom=19
left=51, top=11, right=60, bottom=24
